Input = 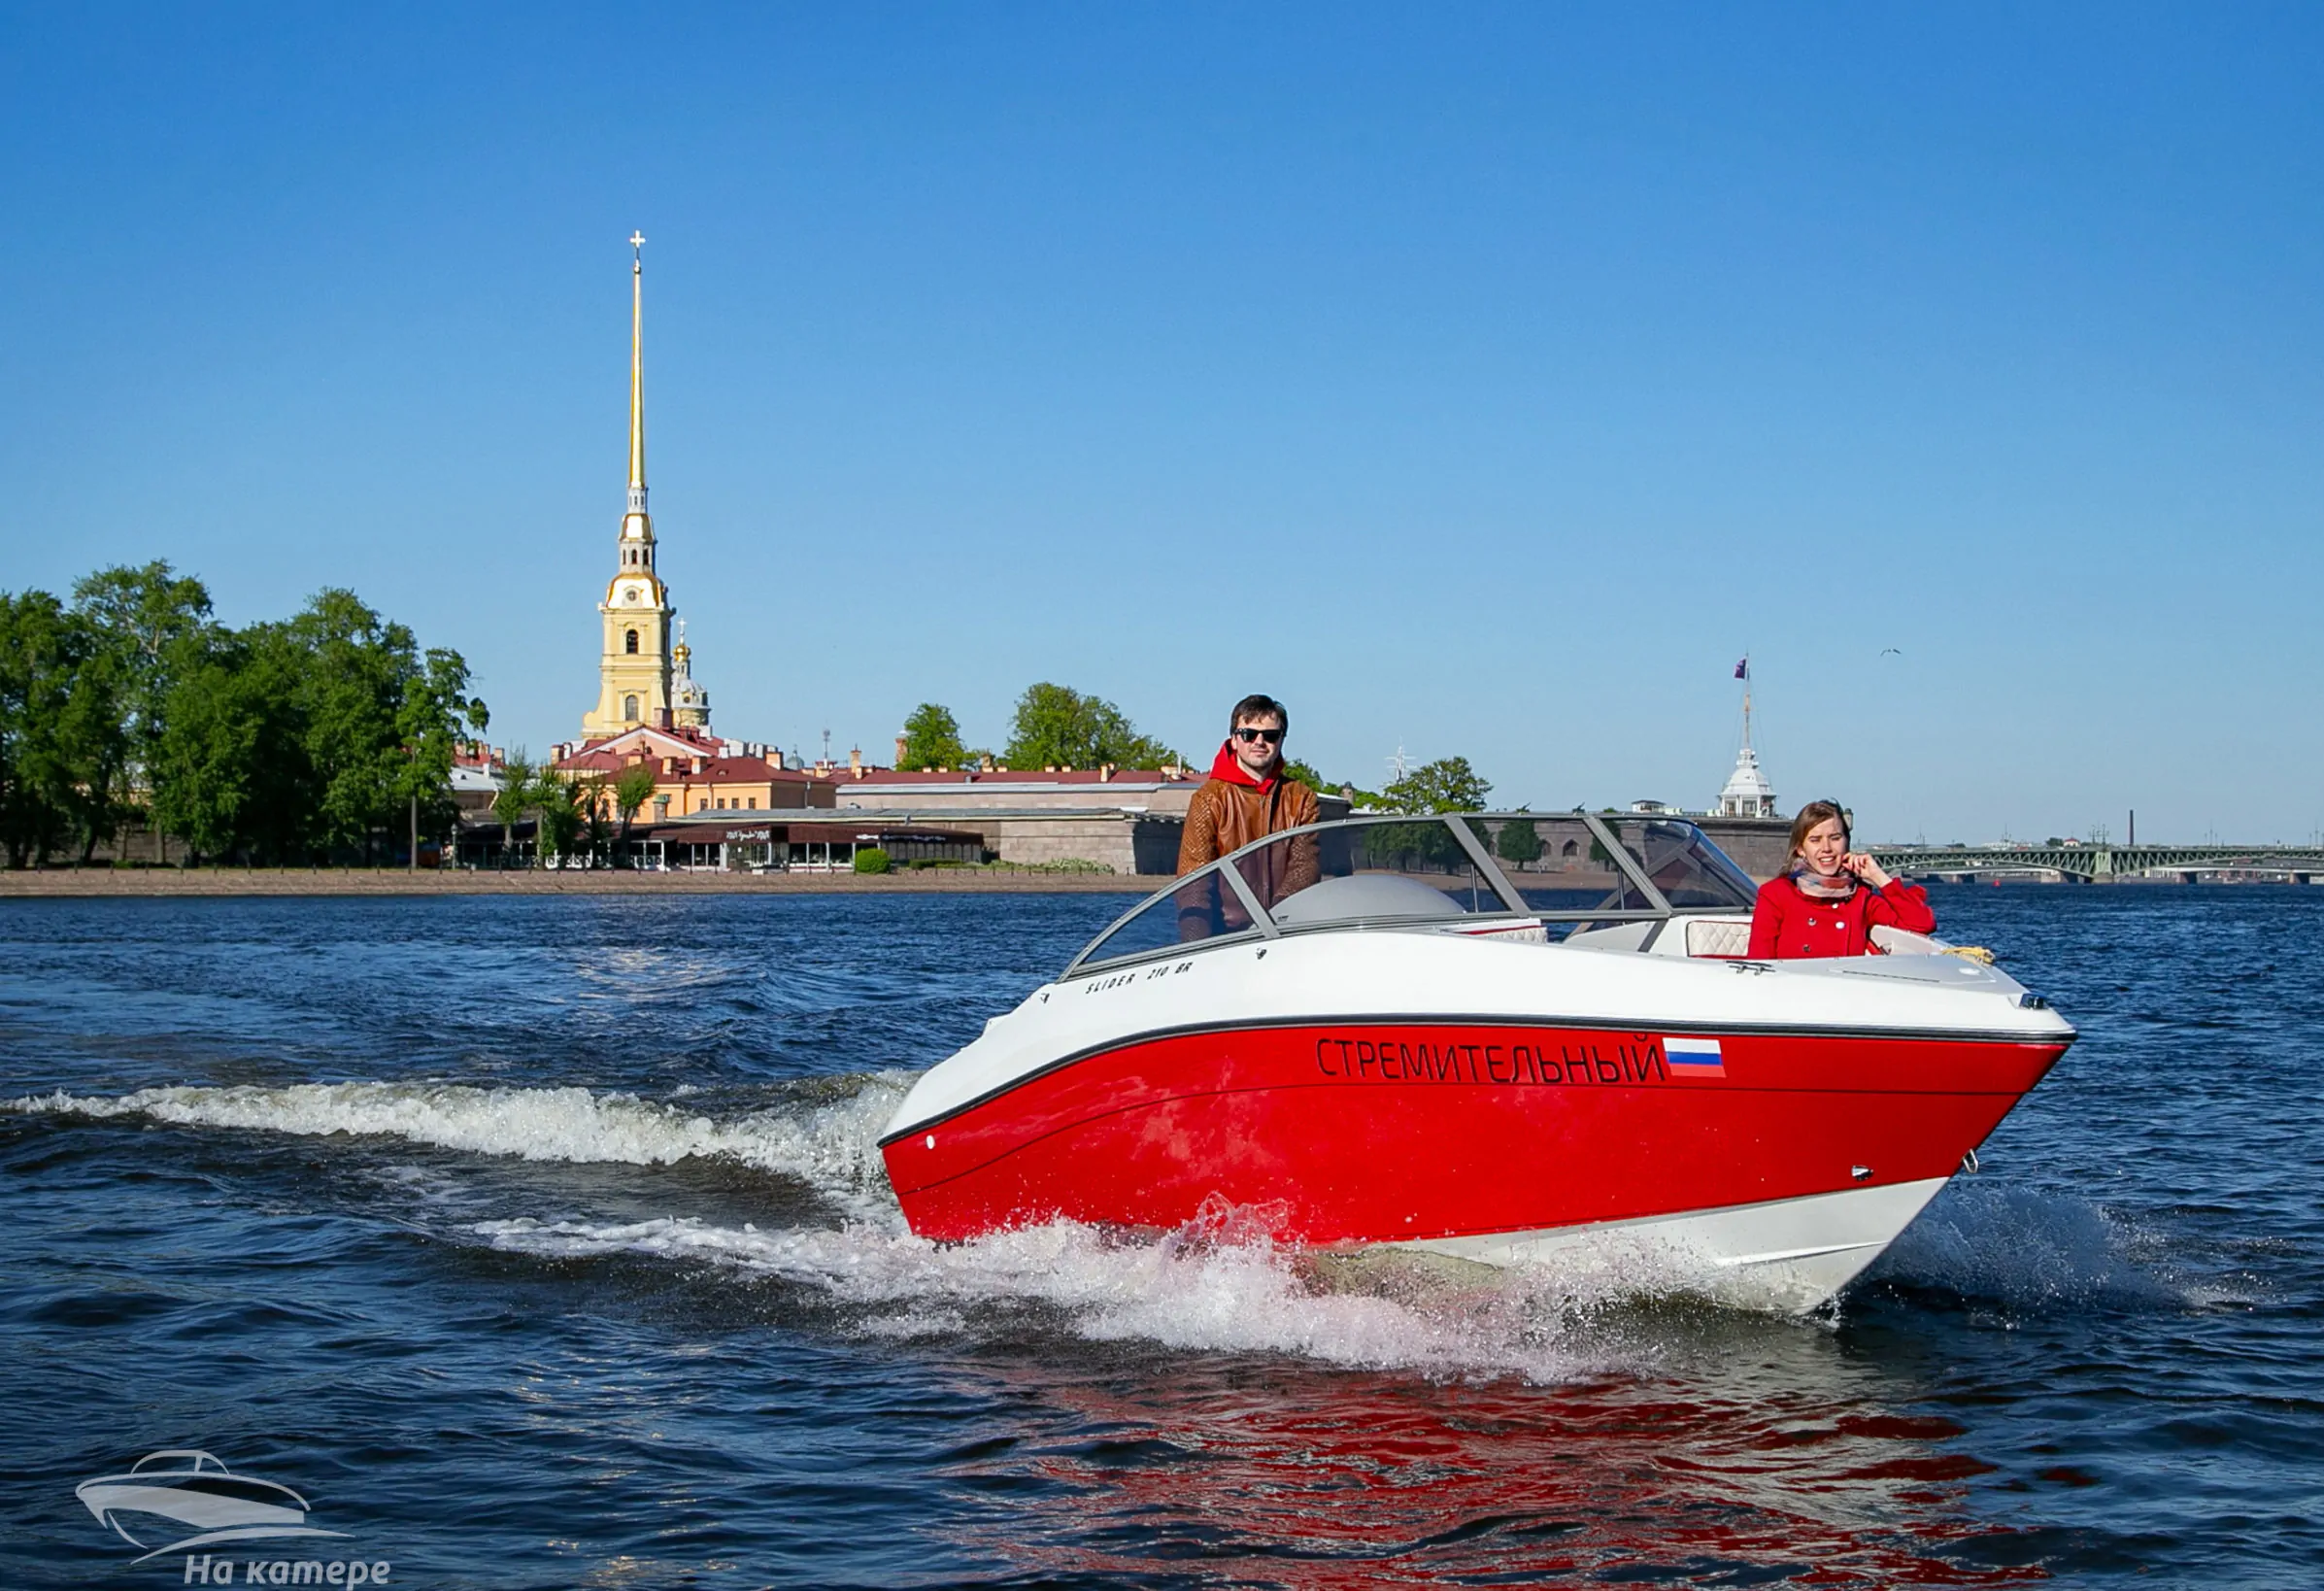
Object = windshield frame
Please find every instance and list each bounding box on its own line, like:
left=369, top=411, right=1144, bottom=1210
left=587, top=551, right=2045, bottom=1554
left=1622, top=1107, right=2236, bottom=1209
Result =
left=1061, top=810, right=1740, bottom=977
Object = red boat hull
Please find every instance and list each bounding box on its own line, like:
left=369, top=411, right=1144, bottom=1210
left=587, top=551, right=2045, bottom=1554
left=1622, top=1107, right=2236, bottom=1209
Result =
left=881, top=1023, right=2069, bottom=1246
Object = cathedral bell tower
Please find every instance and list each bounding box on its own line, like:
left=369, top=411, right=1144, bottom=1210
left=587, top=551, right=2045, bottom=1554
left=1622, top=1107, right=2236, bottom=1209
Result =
left=583, top=232, right=682, bottom=738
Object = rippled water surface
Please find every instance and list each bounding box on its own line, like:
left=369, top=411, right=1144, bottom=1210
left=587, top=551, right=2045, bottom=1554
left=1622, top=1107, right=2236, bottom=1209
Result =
left=2, top=887, right=2317, bottom=1587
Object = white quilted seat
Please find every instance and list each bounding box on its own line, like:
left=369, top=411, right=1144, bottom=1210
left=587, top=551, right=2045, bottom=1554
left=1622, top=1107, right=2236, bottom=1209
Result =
left=1684, top=917, right=1752, bottom=959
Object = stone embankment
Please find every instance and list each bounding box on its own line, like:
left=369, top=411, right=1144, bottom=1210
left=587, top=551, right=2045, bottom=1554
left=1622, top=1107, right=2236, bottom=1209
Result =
left=0, top=867, right=1152, bottom=897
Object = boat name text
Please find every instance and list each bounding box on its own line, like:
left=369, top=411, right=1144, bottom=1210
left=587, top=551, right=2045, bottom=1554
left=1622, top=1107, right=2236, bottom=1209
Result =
left=1313, top=1034, right=1670, bottom=1087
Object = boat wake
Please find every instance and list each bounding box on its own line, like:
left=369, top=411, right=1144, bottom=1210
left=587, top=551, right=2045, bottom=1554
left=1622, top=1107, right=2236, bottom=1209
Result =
left=8, top=1072, right=2183, bottom=1376
left=471, top=1209, right=1638, bottom=1381
left=7, top=1076, right=914, bottom=1223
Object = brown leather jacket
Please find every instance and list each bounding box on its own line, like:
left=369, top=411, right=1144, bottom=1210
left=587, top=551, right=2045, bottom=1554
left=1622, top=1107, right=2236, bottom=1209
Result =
left=1177, top=766, right=1320, bottom=924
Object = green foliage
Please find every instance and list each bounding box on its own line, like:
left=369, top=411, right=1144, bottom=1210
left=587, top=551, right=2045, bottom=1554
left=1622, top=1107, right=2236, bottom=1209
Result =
left=899, top=703, right=967, bottom=770
left=0, top=566, right=488, bottom=868
left=1496, top=812, right=1544, bottom=865
left=0, top=591, right=92, bottom=867
left=490, top=750, right=536, bottom=863
left=69, top=562, right=214, bottom=861
left=1362, top=819, right=1470, bottom=871
left=148, top=626, right=271, bottom=863
left=613, top=761, right=659, bottom=819
left=1362, top=760, right=1496, bottom=871
left=1381, top=756, right=1493, bottom=814
left=1002, top=682, right=1179, bottom=771
left=607, top=761, right=659, bottom=865
left=853, top=845, right=892, bottom=874
left=530, top=771, right=585, bottom=864
left=579, top=776, right=614, bottom=858
left=1280, top=758, right=1329, bottom=792
left=285, top=590, right=461, bottom=861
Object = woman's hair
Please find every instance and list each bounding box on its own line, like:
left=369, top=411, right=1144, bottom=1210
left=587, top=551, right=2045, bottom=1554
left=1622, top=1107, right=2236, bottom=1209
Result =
left=1787, top=800, right=1850, bottom=863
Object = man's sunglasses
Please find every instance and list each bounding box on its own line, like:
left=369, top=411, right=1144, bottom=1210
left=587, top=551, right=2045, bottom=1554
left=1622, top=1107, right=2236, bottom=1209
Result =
left=1233, top=727, right=1285, bottom=744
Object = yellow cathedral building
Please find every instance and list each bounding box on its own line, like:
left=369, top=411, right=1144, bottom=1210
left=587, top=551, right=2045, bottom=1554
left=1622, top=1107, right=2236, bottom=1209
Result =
left=551, top=236, right=832, bottom=825
left=581, top=232, right=713, bottom=739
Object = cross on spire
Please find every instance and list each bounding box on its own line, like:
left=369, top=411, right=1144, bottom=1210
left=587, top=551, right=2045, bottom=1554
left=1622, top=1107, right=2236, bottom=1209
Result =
left=626, top=232, right=648, bottom=496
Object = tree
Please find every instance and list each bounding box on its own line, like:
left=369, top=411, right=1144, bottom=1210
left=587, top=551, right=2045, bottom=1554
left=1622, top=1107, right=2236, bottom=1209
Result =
left=148, top=626, right=270, bottom=863
left=1496, top=810, right=1544, bottom=868
left=0, top=592, right=90, bottom=868
left=237, top=625, right=328, bottom=863
left=0, top=567, right=482, bottom=869
left=70, top=562, right=213, bottom=862
left=1365, top=756, right=1495, bottom=872
left=1002, top=683, right=1179, bottom=771
left=490, top=751, right=536, bottom=867
left=530, top=770, right=585, bottom=866
left=578, top=775, right=614, bottom=864
left=47, top=611, right=122, bottom=863
left=286, top=591, right=421, bottom=863
left=899, top=703, right=967, bottom=770
left=230, top=589, right=488, bottom=865
left=394, top=644, right=488, bottom=850
left=1382, top=757, right=1493, bottom=814
left=612, top=762, right=658, bottom=863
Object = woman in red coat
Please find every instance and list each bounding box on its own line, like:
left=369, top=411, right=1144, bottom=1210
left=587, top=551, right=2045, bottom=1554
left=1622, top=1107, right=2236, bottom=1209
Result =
left=1746, top=799, right=1936, bottom=960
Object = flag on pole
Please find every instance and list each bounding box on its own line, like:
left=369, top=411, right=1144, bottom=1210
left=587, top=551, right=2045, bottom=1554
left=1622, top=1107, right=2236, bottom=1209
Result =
left=1734, top=658, right=1749, bottom=680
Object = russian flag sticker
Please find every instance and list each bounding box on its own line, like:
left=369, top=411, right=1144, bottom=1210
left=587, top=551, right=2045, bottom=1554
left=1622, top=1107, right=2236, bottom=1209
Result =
left=1664, top=1036, right=1725, bottom=1076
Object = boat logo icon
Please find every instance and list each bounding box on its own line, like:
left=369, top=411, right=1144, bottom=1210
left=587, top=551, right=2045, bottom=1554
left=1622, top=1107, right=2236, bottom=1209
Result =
left=75, top=1449, right=349, bottom=1565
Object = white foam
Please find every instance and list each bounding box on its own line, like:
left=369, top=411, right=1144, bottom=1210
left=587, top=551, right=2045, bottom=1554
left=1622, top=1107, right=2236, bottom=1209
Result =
left=7, top=1078, right=914, bottom=1222
left=17, top=1079, right=2170, bottom=1367
left=470, top=1210, right=1631, bottom=1382
left=1866, top=1181, right=2178, bottom=1309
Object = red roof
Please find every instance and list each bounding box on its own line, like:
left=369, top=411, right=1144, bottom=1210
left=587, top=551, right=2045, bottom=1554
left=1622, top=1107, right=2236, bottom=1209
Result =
left=849, top=767, right=1196, bottom=786
left=551, top=747, right=827, bottom=786
left=692, top=755, right=780, bottom=782
left=567, top=723, right=726, bottom=758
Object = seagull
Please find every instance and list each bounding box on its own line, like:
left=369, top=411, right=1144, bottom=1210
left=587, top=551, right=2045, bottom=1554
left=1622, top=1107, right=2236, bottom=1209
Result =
left=1878, top=647, right=1903, bottom=659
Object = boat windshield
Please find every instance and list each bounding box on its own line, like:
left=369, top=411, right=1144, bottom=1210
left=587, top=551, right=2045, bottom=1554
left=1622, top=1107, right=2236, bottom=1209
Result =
left=1069, top=817, right=1524, bottom=974
left=1064, top=814, right=1761, bottom=975
left=1504, top=816, right=1759, bottom=915
left=1071, top=870, right=1267, bottom=970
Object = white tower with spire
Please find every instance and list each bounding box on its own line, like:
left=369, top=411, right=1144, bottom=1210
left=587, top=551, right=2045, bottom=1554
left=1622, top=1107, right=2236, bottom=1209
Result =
left=583, top=232, right=689, bottom=738
left=1717, top=658, right=1778, bottom=818
left=671, top=617, right=711, bottom=729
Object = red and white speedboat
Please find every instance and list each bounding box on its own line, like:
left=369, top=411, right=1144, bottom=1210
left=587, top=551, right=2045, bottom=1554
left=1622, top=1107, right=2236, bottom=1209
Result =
left=879, top=813, right=2074, bottom=1310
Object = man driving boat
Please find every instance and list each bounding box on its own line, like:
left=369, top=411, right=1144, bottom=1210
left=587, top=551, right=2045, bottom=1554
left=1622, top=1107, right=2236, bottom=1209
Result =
left=1177, top=694, right=1320, bottom=923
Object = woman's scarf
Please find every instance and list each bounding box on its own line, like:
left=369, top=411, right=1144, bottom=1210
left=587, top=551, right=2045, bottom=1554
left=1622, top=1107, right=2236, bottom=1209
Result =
left=1788, top=865, right=1858, bottom=902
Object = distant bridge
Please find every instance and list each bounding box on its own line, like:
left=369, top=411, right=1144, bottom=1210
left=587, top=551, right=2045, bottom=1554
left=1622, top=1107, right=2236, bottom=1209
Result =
left=1866, top=842, right=2324, bottom=882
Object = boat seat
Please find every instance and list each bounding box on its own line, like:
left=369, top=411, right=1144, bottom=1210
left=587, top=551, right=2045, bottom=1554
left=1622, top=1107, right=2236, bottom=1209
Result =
left=1684, top=917, right=1752, bottom=959
left=1270, top=871, right=1470, bottom=926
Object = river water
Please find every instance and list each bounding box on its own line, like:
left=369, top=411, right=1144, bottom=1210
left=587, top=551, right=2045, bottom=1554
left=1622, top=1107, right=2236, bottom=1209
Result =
left=1, top=886, right=2316, bottom=1587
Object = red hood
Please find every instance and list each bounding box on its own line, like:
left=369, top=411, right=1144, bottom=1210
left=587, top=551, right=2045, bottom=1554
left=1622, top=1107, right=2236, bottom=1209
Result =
left=1208, top=739, right=1278, bottom=793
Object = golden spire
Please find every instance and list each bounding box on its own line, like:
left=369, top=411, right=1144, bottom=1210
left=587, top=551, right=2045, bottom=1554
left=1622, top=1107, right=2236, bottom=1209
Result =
left=626, top=231, right=648, bottom=513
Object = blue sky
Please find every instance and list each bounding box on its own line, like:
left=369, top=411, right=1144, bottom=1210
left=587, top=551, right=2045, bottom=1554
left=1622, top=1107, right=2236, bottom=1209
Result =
left=6, top=4, right=2320, bottom=841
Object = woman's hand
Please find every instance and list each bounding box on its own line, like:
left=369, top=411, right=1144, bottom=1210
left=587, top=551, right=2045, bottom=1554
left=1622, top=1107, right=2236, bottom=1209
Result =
left=1843, top=852, right=1893, bottom=890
